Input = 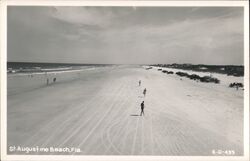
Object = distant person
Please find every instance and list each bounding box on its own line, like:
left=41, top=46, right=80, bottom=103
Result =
left=53, top=78, right=56, bottom=83
left=47, top=78, right=49, bottom=85
left=139, top=80, right=141, bottom=86
left=140, top=101, right=145, bottom=116
left=143, top=88, right=147, bottom=97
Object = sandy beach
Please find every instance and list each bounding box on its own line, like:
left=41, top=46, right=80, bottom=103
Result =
left=7, top=65, right=243, bottom=155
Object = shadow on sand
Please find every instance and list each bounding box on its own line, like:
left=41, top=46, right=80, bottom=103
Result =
left=130, top=114, right=140, bottom=116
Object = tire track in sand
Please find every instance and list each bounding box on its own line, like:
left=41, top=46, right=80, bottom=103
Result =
left=100, top=81, right=131, bottom=154
left=25, top=80, right=120, bottom=148
left=72, top=80, right=128, bottom=154
left=131, top=117, right=140, bottom=155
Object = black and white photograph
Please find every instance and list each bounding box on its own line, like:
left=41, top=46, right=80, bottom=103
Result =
left=1, top=1, right=249, bottom=161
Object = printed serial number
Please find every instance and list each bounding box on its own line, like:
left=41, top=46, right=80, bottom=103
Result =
left=212, top=149, right=235, bottom=155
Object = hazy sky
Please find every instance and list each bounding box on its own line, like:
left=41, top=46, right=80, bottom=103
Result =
left=8, top=7, right=244, bottom=65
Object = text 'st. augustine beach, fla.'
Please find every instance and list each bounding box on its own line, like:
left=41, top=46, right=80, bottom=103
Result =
left=6, top=6, right=246, bottom=156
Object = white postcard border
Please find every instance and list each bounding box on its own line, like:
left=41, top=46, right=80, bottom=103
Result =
left=1, top=1, right=249, bottom=161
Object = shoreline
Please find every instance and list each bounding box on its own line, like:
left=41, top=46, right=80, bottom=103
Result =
left=7, top=67, right=97, bottom=77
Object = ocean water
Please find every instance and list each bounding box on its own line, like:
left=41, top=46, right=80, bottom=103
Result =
left=7, top=62, right=111, bottom=74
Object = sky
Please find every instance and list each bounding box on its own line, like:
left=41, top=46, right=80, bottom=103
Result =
left=7, top=6, right=244, bottom=65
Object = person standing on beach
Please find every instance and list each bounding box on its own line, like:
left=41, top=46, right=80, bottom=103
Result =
left=139, top=80, right=141, bottom=86
left=140, top=101, right=145, bottom=116
left=143, top=88, right=147, bottom=97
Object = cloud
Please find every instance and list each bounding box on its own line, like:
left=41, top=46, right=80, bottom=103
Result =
left=51, top=7, right=113, bottom=27
left=7, top=7, right=244, bottom=65
left=93, top=9, right=243, bottom=64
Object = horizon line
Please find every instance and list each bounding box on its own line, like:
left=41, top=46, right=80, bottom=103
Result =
left=7, top=61, right=244, bottom=66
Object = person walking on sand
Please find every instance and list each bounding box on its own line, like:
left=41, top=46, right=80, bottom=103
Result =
left=143, top=88, right=147, bottom=97
left=139, top=80, right=141, bottom=86
left=140, top=101, right=145, bottom=116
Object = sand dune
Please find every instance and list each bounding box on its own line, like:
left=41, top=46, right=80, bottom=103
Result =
left=7, top=65, right=243, bottom=155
